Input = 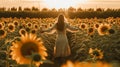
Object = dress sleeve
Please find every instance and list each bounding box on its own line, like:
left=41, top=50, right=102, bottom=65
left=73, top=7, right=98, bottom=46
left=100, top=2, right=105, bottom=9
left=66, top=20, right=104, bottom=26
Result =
left=66, top=23, right=79, bottom=32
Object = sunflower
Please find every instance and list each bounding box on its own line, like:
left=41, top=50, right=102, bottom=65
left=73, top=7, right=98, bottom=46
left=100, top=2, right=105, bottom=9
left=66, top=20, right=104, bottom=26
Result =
left=61, top=61, right=75, bottom=67
left=19, top=28, right=27, bottom=36
left=33, top=24, right=39, bottom=30
left=89, top=48, right=103, bottom=60
left=49, top=23, right=52, bottom=27
left=108, top=29, right=115, bottom=34
left=94, top=23, right=99, bottom=29
left=7, top=23, right=15, bottom=32
left=31, top=29, right=37, bottom=34
left=0, top=29, right=6, bottom=39
left=13, top=20, right=19, bottom=26
left=0, top=22, right=5, bottom=30
left=25, top=26, right=31, bottom=32
left=27, top=22, right=32, bottom=28
left=87, top=27, right=94, bottom=35
left=80, top=23, right=87, bottom=30
left=61, top=61, right=112, bottom=67
left=97, top=24, right=111, bottom=35
left=10, top=33, right=47, bottom=66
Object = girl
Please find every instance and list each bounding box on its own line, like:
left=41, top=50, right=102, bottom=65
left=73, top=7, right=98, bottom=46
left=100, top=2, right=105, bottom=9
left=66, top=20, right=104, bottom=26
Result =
left=41, top=14, right=79, bottom=58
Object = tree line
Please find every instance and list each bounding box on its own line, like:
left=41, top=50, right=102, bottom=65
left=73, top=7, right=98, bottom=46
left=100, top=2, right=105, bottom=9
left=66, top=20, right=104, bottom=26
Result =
left=0, top=6, right=120, bottom=18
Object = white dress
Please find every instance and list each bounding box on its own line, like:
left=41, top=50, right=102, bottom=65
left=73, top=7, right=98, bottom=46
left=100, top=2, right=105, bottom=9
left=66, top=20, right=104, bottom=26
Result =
left=44, top=22, right=78, bottom=57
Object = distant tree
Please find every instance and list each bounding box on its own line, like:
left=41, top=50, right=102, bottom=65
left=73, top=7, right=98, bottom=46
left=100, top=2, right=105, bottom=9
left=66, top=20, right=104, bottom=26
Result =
left=0, top=7, right=6, bottom=11
left=18, top=6, right=22, bottom=11
left=23, top=8, right=31, bottom=11
left=58, top=8, right=65, bottom=12
left=32, top=6, right=39, bottom=11
left=51, top=8, right=57, bottom=12
left=106, top=8, right=113, bottom=11
left=87, top=8, right=94, bottom=11
left=77, top=7, right=83, bottom=12
left=41, top=8, right=49, bottom=12
left=68, top=7, right=76, bottom=12
left=11, top=7, right=17, bottom=11
left=7, top=8, right=10, bottom=11
left=96, top=8, right=104, bottom=12
left=117, top=9, right=120, bottom=11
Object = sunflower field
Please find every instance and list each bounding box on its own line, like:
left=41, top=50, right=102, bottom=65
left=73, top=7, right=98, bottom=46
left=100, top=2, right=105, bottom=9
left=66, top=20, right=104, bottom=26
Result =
left=0, top=17, right=120, bottom=67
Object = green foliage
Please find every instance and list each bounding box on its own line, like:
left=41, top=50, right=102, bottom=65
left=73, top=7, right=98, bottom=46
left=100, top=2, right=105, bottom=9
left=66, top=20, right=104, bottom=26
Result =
left=0, top=7, right=120, bottom=18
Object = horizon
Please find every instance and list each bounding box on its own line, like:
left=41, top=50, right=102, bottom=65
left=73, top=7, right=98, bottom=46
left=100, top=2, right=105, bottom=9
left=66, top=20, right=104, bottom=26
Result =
left=0, top=0, right=120, bottom=10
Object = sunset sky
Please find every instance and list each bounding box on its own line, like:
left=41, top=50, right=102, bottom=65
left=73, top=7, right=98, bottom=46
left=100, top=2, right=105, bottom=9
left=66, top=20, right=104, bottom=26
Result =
left=0, top=0, right=120, bottom=10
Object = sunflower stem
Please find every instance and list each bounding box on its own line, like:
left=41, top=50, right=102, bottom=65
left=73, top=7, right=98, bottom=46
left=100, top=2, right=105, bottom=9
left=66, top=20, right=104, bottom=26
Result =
left=30, top=59, right=35, bottom=67
left=93, top=55, right=97, bottom=63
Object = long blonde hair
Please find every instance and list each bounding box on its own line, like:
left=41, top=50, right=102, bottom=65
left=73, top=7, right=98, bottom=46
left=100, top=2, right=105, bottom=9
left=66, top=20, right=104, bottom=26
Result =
left=56, top=14, right=65, bottom=31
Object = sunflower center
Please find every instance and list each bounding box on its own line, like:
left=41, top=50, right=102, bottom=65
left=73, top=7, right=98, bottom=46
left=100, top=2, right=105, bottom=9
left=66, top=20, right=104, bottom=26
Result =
left=21, top=30, right=26, bottom=35
left=95, top=24, right=99, bottom=28
left=35, top=25, right=38, bottom=29
left=26, top=28, right=30, bottom=32
left=81, top=25, right=85, bottom=29
left=88, top=28, right=94, bottom=33
left=45, top=25, right=47, bottom=28
left=33, top=54, right=41, bottom=62
left=108, top=29, right=115, bottom=34
left=14, top=22, right=18, bottom=26
left=0, top=30, right=5, bottom=36
left=93, top=50, right=100, bottom=56
left=21, top=42, right=39, bottom=57
left=9, top=25, right=14, bottom=30
left=101, top=26, right=108, bottom=32
left=28, top=23, right=31, bottom=27
left=31, top=30, right=36, bottom=34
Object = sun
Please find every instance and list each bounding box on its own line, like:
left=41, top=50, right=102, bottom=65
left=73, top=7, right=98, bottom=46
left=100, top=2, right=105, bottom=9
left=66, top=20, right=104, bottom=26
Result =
left=43, top=0, right=87, bottom=9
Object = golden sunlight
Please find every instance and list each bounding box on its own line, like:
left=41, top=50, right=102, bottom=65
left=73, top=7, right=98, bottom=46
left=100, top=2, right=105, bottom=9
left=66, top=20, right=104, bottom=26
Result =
left=43, top=0, right=87, bottom=9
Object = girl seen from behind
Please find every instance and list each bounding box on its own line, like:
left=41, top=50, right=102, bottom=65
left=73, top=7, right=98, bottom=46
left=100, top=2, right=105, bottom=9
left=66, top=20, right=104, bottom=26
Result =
left=41, top=14, right=79, bottom=59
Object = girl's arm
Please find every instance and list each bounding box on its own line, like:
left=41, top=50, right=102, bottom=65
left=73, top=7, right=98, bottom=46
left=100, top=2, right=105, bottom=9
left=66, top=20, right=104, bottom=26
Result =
left=42, top=23, right=56, bottom=33
left=66, top=23, right=79, bottom=32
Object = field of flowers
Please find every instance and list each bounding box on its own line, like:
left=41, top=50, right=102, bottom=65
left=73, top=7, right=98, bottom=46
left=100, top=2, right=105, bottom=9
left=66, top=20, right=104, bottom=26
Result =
left=0, top=17, right=120, bottom=67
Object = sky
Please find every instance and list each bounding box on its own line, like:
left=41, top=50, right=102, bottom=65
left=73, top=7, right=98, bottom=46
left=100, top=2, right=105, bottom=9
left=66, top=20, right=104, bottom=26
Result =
left=0, top=0, right=120, bottom=10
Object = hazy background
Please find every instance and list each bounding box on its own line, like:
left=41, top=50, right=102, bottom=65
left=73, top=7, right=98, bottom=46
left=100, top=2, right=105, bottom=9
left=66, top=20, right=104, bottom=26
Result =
left=0, top=0, right=120, bottom=10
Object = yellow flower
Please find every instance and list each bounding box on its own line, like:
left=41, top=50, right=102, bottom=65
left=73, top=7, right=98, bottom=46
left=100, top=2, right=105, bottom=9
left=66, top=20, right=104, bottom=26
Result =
left=13, top=20, right=19, bottom=26
left=61, top=61, right=112, bottom=67
left=0, top=29, right=6, bottom=39
left=33, top=24, right=39, bottom=30
left=96, top=62, right=112, bottom=67
left=108, top=29, right=115, bottom=34
left=98, top=24, right=111, bottom=35
left=80, top=23, right=87, bottom=30
left=10, top=33, right=47, bottom=66
left=62, top=61, right=74, bottom=67
left=0, top=22, right=4, bottom=30
left=7, top=23, right=15, bottom=32
left=94, top=23, right=99, bottom=29
left=89, top=48, right=103, bottom=60
left=31, top=29, right=37, bottom=34
left=26, top=22, right=32, bottom=28
left=19, top=28, right=27, bottom=36
left=87, top=27, right=94, bottom=35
